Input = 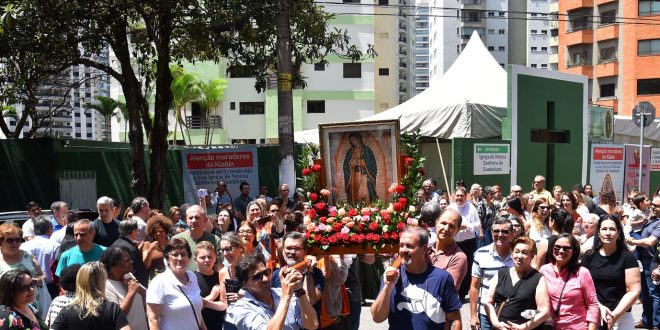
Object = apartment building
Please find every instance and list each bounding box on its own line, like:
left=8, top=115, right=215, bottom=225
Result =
left=558, top=0, right=660, bottom=115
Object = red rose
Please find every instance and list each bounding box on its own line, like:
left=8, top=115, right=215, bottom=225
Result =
left=305, top=232, right=311, bottom=239
left=397, top=222, right=406, bottom=230
left=328, top=209, right=338, bottom=217
left=395, top=185, right=405, bottom=194
left=398, top=197, right=407, bottom=206
left=320, top=237, right=329, bottom=245
left=309, top=193, right=319, bottom=202
left=372, top=234, right=382, bottom=244
left=307, top=209, right=316, bottom=219
left=418, top=168, right=425, bottom=175
left=302, top=168, right=311, bottom=176
left=357, top=224, right=365, bottom=232
left=383, top=232, right=391, bottom=240
left=391, top=232, right=399, bottom=241
left=342, top=233, right=350, bottom=243
left=328, top=236, right=337, bottom=244
left=314, top=234, right=322, bottom=241
left=381, top=211, right=391, bottom=223
left=332, top=223, right=342, bottom=232
left=356, top=234, right=365, bottom=243
left=311, top=164, right=322, bottom=172
left=392, top=202, right=403, bottom=212
left=347, top=208, right=358, bottom=217
left=361, top=210, right=371, bottom=216
left=315, top=202, right=326, bottom=211
left=404, top=157, right=413, bottom=166
left=369, top=222, right=379, bottom=231
left=350, top=235, right=359, bottom=243
left=319, top=216, right=327, bottom=224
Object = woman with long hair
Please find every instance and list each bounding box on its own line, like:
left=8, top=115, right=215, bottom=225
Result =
left=51, top=262, right=129, bottom=330
left=237, top=221, right=270, bottom=261
left=485, top=236, right=550, bottom=329
left=522, top=194, right=536, bottom=219
left=146, top=238, right=207, bottom=330
left=0, top=269, right=47, bottom=330
left=581, top=215, right=641, bottom=329
left=142, top=215, right=173, bottom=282
left=501, top=197, right=529, bottom=233
left=540, top=234, right=599, bottom=329
left=528, top=198, right=552, bottom=243
left=214, top=209, right=234, bottom=236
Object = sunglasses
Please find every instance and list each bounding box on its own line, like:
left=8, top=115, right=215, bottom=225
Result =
left=492, top=229, right=510, bottom=235
left=538, top=206, right=550, bottom=210
left=3, top=237, right=24, bottom=244
left=220, top=246, right=237, bottom=253
left=249, top=268, right=272, bottom=281
left=553, top=245, right=573, bottom=252
left=238, top=229, right=254, bottom=234
left=18, top=280, right=38, bottom=293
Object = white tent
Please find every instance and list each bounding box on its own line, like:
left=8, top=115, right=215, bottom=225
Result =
left=294, top=31, right=508, bottom=144
left=614, top=115, right=660, bottom=145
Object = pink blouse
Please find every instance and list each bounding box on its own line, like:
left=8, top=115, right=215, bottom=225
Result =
left=540, top=264, right=600, bottom=329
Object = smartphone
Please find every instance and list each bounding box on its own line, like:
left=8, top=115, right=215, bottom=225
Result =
left=225, top=279, right=241, bottom=294
left=256, top=216, right=271, bottom=226
left=197, top=188, right=209, bottom=198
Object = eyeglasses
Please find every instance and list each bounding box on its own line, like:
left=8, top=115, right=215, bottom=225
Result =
left=553, top=245, right=573, bottom=253
left=249, top=268, right=272, bottom=281
left=269, top=209, right=280, bottom=213
left=169, top=252, right=189, bottom=258
left=534, top=180, right=544, bottom=184
left=538, top=206, right=550, bottom=210
left=238, top=229, right=254, bottom=234
left=18, top=280, right=38, bottom=293
left=512, top=224, right=522, bottom=228
left=492, top=229, right=510, bottom=235
left=512, top=190, right=522, bottom=193
left=653, top=203, right=660, bottom=208
left=3, top=237, right=24, bottom=244
left=220, top=246, right=236, bottom=253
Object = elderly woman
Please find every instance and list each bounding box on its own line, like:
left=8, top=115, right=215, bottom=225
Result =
left=579, top=214, right=598, bottom=254
left=146, top=238, right=207, bottom=330
left=227, top=253, right=318, bottom=330
left=581, top=215, right=641, bottom=329
left=143, top=215, right=173, bottom=281
left=528, top=198, right=552, bottom=243
left=194, top=242, right=227, bottom=330
left=0, top=223, right=49, bottom=318
left=45, top=264, right=81, bottom=328
left=101, top=246, right=148, bottom=330
left=540, top=234, right=599, bottom=329
left=0, top=269, right=47, bottom=329
left=51, top=262, right=129, bottom=330
left=485, top=236, right=550, bottom=330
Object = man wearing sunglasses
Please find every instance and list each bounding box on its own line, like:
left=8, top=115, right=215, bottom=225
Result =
left=230, top=253, right=318, bottom=330
left=469, top=218, right=514, bottom=330
left=530, top=175, right=553, bottom=203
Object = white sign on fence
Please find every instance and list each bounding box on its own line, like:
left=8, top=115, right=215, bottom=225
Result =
left=474, top=144, right=510, bottom=175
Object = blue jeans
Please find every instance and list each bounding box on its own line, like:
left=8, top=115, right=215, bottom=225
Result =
left=641, top=261, right=660, bottom=327
left=479, top=313, right=492, bottom=330
left=348, top=299, right=361, bottom=330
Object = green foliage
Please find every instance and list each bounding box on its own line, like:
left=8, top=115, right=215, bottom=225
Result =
left=84, top=96, right=125, bottom=141
left=296, top=143, right=320, bottom=194
left=399, top=130, right=425, bottom=213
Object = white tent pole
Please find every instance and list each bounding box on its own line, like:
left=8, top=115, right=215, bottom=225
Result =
left=436, top=138, right=450, bottom=195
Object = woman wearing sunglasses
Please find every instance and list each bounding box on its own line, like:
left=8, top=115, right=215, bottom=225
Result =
left=540, top=234, right=599, bottom=329
left=228, top=253, right=318, bottom=330
left=0, top=269, right=47, bottom=329
left=528, top=198, right=552, bottom=243
left=146, top=238, right=207, bottom=330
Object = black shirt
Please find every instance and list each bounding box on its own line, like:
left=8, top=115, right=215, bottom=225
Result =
left=51, top=301, right=128, bottom=330
left=581, top=248, right=638, bottom=311
left=109, top=236, right=149, bottom=286
left=493, top=268, right=543, bottom=325
left=92, top=218, right=120, bottom=247
left=194, top=271, right=224, bottom=330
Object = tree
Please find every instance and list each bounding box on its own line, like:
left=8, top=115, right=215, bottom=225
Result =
left=197, top=78, right=227, bottom=146
left=84, top=96, right=125, bottom=141
left=170, top=65, right=201, bottom=146
left=9, top=0, right=373, bottom=208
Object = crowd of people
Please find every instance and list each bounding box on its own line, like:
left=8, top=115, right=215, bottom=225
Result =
left=1, top=177, right=660, bottom=330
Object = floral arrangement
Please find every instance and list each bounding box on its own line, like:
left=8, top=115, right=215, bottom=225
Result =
left=296, top=131, right=425, bottom=251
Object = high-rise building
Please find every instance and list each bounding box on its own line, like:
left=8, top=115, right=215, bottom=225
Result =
left=558, top=0, right=660, bottom=115
left=413, top=0, right=431, bottom=95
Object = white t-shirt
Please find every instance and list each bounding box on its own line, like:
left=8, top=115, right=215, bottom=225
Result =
left=146, top=269, right=203, bottom=330
left=22, top=219, right=35, bottom=238
left=50, top=228, right=67, bottom=244
left=106, top=279, right=149, bottom=330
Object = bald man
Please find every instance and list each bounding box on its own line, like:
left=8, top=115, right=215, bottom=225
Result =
left=431, top=208, right=468, bottom=290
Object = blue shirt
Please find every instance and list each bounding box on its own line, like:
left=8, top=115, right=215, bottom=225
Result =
left=385, top=264, right=462, bottom=330
left=229, top=288, right=303, bottom=330
left=271, top=267, right=325, bottom=320
left=55, top=244, right=106, bottom=276
left=51, top=216, right=63, bottom=231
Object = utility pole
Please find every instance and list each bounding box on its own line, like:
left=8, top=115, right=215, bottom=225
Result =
left=276, top=0, right=296, bottom=195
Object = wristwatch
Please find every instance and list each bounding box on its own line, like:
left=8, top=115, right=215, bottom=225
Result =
left=293, top=288, right=306, bottom=297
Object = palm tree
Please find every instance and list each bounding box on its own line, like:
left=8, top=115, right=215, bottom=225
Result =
left=1, top=105, right=18, bottom=121
left=84, top=96, right=123, bottom=141
left=170, top=65, right=201, bottom=145
left=115, top=102, right=129, bottom=142
left=198, top=78, right=227, bottom=146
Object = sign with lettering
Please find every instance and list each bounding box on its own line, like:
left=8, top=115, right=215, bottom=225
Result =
left=589, top=144, right=625, bottom=203
left=651, top=148, right=660, bottom=172
left=474, top=144, right=510, bottom=175
left=182, top=146, right=259, bottom=205
left=623, top=144, right=650, bottom=196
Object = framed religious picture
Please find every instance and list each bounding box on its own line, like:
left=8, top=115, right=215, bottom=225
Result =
left=319, top=120, right=400, bottom=205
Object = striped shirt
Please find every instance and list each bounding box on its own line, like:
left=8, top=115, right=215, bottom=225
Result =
left=471, top=244, right=513, bottom=315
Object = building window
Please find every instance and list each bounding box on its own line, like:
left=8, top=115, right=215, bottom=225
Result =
left=600, top=83, right=615, bottom=97
left=638, top=39, right=660, bottom=56
left=531, top=30, right=538, bottom=34
left=488, top=12, right=494, bottom=17
left=86, top=133, right=92, bottom=138
left=499, top=29, right=505, bottom=34
left=314, top=63, right=325, bottom=71
left=488, top=46, right=495, bottom=51
left=85, top=112, right=91, bottom=118
left=230, top=102, right=235, bottom=110
left=541, top=47, right=548, bottom=51
left=9, top=120, right=15, bottom=126
left=239, top=102, right=265, bottom=115
left=307, top=100, right=326, bottom=113
left=541, top=64, right=548, bottom=68
left=75, top=123, right=81, bottom=127
left=75, top=133, right=81, bottom=138
left=600, top=10, right=616, bottom=25
left=531, top=13, right=537, bottom=17
left=531, top=46, right=538, bottom=51
left=343, top=63, right=361, bottom=78
left=488, top=29, right=495, bottom=34
left=499, top=46, right=505, bottom=51
left=541, top=30, right=548, bottom=34
left=378, top=68, right=390, bottom=76
left=86, top=123, right=92, bottom=128
left=531, top=64, right=538, bottom=68
left=343, top=0, right=360, bottom=2
left=499, top=12, right=505, bottom=17
left=379, top=0, right=388, bottom=4
left=639, top=0, right=660, bottom=16
left=75, top=112, right=81, bottom=117
left=638, top=78, right=660, bottom=95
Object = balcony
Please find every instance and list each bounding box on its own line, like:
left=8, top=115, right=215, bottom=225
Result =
left=461, top=0, right=485, bottom=10
left=596, top=24, right=618, bottom=41
left=565, top=0, right=593, bottom=11
left=596, top=0, right=617, bottom=5
left=185, top=115, right=222, bottom=129
left=565, top=28, right=593, bottom=46
left=565, top=59, right=593, bottom=76
left=460, top=18, right=484, bottom=28
left=549, top=53, right=558, bottom=63
left=594, top=98, right=618, bottom=113
left=549, top=36, right=559, bottom=46
left=594, top=59, right=619, bottom=78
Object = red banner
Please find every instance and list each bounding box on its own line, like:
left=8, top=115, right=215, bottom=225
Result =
left=592, top=147, right=624, bottom=161
left=185, top=152, right=253, bottom=169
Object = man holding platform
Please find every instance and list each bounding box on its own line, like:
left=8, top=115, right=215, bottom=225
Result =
left=371, top=227, right=462, bottom=330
